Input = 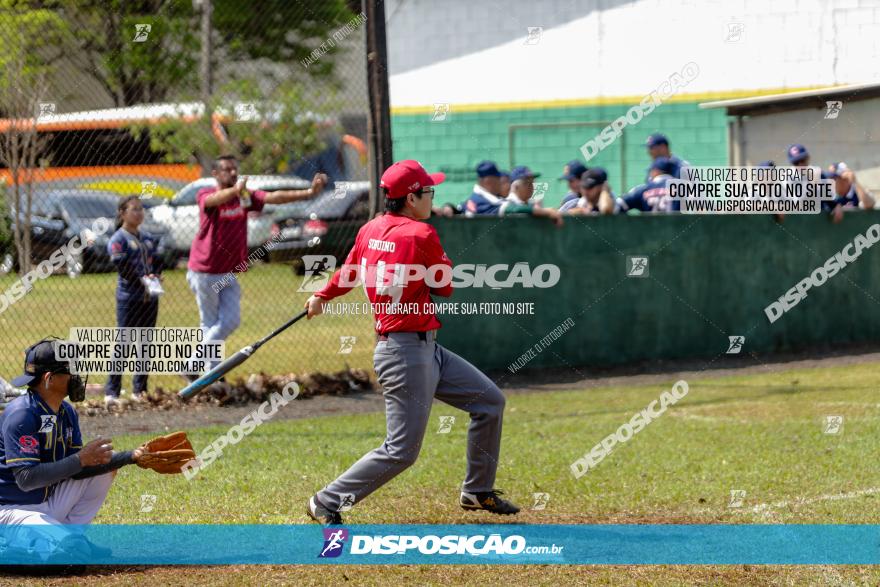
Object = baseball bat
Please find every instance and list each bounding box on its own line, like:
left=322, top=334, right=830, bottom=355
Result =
left=178, top=309, right=308, bottom=400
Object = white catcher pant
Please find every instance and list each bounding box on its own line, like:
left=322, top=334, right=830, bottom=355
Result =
left=0, top=472, right=114, bottom=556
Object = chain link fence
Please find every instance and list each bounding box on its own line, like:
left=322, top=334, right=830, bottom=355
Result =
left=0, top=1, right=375, bottom=394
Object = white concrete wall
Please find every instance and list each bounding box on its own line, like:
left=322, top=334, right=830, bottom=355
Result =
left=740, top=97, right=880, bottom=190
left=386, top=0, right=880, bottom=107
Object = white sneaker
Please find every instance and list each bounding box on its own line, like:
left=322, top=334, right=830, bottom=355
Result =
left=104, top=396, right=121, bottom=410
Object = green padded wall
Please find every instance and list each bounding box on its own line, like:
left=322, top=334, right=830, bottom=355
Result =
left=429, top=213, right=880, bottom=372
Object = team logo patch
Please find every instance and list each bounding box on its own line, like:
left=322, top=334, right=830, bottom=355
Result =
left=220, top=207, right=245, bottom=218
left=319, top=528, right=349, bottom=558
left=38, top=415, right=56, bottom=433
left=18, top=435, right=39, bottom=454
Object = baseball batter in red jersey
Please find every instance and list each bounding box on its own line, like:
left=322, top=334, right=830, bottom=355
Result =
left=304, top=160, right=519, bottom=524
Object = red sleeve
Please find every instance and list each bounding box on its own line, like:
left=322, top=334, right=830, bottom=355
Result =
left=421, top=225, right=453, bottom=297
left=197, top=188, right=217, bottom=214
left=248, top=190, right=267, bottom=213
left=314, top=232, right=362, bottom=301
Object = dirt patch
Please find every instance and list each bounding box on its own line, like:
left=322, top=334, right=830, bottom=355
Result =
left=78, top=369, right=382, bottom=438
left=0, top=563, right=872, bottom=587
left=79, top=345, right=880, bottom=439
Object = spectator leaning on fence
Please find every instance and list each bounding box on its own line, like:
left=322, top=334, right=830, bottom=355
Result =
left=105, top=196, right=163, bottom=408
left=785, top=144, right=833, bottom=220
left=561, top=167, right=615, bottom=216
left=616, top=157, right=679, bottom=214
left=499, top=169, right=511, bottom=198
left=559, top=160, right=588, bottom=206
left=824, top=162, right=875, bottom=224
left=185, top=155, right=326, bottom=377
left=463, top=160, right=506, bottom=216
left=500, top=166, right=563, bottom=226
left=644, top=133, right=689, bottom=181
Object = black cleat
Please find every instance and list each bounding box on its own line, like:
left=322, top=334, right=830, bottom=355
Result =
left=307, top=495, right=343, bottom=525
left=460, top=490, right=520, bottom=515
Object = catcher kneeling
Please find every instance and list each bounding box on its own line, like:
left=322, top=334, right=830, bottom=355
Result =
left=0, top=339, right=194, bottom=560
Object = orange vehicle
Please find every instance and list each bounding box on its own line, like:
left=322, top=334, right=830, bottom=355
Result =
left=0, top=103, right=211, bottom=198
left=0, top=103, right=368, bottom=199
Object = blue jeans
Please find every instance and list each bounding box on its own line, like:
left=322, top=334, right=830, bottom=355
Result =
left=186, top=270, right=241, bottom=371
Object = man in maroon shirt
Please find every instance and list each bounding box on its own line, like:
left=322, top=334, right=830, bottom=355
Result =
left=303, top=160, right=519, bottom=524
left=186, top=155, right=326, bottom=374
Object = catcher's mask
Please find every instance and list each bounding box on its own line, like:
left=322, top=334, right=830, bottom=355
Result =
left=11, top=338, right=88, bottom=402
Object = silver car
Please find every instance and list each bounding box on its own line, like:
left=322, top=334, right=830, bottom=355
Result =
left=148, top=175, right=313, bottom=257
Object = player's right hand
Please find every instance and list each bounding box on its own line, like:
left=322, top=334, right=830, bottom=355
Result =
left=236, top=177, right=249, bottom=195
left=304, top=295, right=326, bottom=320
left=79, top=437, right=113, bottom=466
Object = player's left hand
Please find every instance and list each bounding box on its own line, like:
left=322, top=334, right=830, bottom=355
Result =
left=832, top=205, right=844, bottom=224
left=304, top=294, right=326, bottom=319
left=136, top=431, right=196, bottom=474
left=309, top=173, right=328, bottom=196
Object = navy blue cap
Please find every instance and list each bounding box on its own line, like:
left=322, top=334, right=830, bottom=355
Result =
left=559, top=160, right=588, bottom=180
left=11, top=339, right=69, bottom=387
left=757, top=160, right=776, bottom=168
left=646, top=133, right=669, bottom=148
left=476, top=160, right=501, bottom=178
left=827, top=162, right=848, bottom=178
left=499, top=170, right=510, bottom=179
left=580, top=167, right=608, bottom=189
left=787, top=144, right=809, bottom=164
left=650, top=157, right=676, bottom=176
left=509, top=166, right=541, bottom=182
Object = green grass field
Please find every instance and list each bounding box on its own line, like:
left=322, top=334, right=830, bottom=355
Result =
left=0, top=263, right=376, bottom=390
left=17, top=358, right=875, bottom=585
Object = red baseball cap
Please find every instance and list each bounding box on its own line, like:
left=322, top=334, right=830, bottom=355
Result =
left=380, top=160, right=445, bottom=199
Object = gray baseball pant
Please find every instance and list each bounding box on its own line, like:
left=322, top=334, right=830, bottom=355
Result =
left=0, top=473, right=115, bottom=559
left=316, top=331, right=506, bottom=511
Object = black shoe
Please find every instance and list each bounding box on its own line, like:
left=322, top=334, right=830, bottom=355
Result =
left=460, top=490, right=520, bottom=515
left=307, top=495, right=343, bottom=525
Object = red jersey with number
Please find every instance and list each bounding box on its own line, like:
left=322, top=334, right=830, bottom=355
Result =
left=314, top=213, right=453, bottom=333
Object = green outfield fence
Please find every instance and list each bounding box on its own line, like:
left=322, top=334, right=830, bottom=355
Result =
left=430, top=212, right=880, bottom=374
left=4, top=208, right=880, bottom=389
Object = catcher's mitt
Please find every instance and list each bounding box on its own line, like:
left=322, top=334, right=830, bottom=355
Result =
left=136, top=431, right=196, bottom=474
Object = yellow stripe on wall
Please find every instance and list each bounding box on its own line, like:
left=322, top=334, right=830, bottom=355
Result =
left=390, top=85, right=834, bottom=115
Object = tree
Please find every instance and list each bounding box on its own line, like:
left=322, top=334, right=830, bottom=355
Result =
left=130, top=79, right=333, bottom=176
left=212, top=0, right=355, bottom=84
left=0, top=2, right=73, bottom=273
left=53, top=0, right=356, bottom=107
left=55, top=0, right=200, bottom=106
